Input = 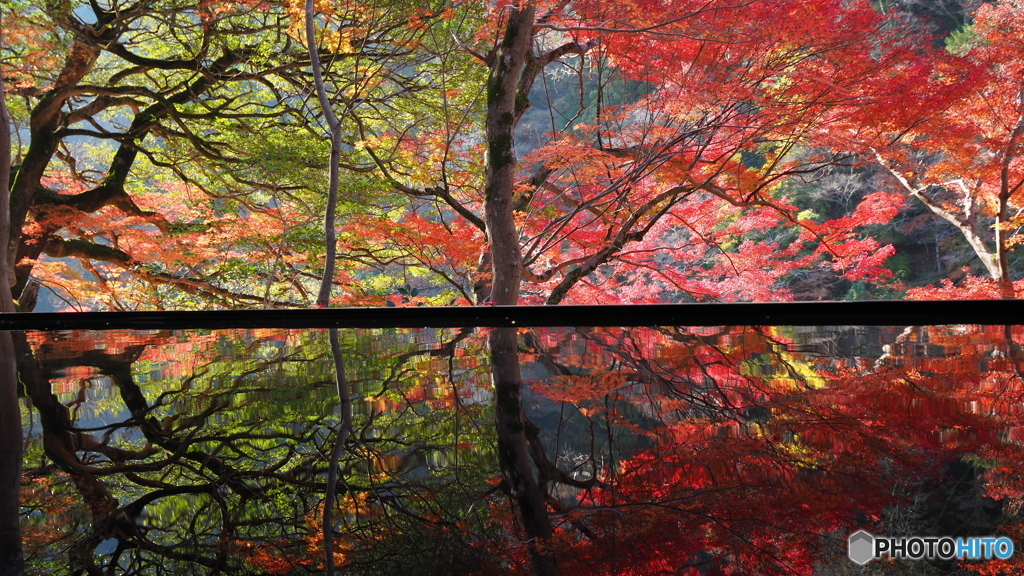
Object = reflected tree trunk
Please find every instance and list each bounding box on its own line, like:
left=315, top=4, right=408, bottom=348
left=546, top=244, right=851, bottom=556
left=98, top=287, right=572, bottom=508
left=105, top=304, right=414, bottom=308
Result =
left=0, top=331, right=22, bottom=576
left=489, top=327, right=556, bottom=576
left=324, top=328, right=352, bottom=575
left=13, top=333, right=112, bottom=574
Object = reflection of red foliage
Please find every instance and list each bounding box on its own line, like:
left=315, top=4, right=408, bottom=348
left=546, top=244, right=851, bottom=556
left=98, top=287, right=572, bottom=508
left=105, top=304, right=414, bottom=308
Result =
left=509, top=325, right=1024, bottom=574
left=26, top=330, right=170, bottom=360
left=228, top=502, right=347, bottom=574
left=20, top=474, right=83, bottom=562
left=561, top=422, right=898, bottom=574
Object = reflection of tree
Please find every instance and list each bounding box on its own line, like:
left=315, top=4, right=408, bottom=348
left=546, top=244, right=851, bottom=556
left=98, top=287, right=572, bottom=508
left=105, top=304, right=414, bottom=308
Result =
left=15, top=324, right=1024, bottom=575
left=15, top=330, right=341, bottom=573
left=508, top=325, right=1024, bottom=575
left=1, top=331, right=22, bottom=576
left=319, top=328, right=502, bottom=575
left=17, top=327, right=502, bottom=575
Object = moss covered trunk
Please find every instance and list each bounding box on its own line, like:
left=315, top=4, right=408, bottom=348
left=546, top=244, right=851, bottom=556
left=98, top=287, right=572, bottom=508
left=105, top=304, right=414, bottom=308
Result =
left=483, top=3, right=536, bottom=305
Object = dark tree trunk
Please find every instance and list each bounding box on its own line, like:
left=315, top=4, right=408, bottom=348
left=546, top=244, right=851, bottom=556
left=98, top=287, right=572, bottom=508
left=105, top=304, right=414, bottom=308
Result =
left=996, top=98, right=1023, bottom=299
left=7, top=40, right=97, bottom=277
left=0, top=332, right=22, bottom=576
left=490, top=327, right=556, bottom=575
left=323, top=328, right=352, bottom=576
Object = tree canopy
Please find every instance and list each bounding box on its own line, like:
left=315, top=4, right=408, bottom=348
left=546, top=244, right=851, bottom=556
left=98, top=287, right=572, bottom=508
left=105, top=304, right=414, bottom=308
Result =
left=2, top=0, right=1024, bottom=310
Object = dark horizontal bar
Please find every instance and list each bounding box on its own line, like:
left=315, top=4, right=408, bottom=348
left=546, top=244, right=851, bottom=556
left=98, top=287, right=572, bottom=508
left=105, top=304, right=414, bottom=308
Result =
left=1, top=300, right=1023, bottom=331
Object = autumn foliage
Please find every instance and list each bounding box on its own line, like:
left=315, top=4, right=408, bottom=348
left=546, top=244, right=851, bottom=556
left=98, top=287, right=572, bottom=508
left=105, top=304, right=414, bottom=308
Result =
left=3, top=0, right=1024, bottom=309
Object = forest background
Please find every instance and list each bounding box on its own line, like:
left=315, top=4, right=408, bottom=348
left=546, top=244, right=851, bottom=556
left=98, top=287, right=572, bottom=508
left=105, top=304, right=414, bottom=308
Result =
left=2, top=0, right=1024, bottom=312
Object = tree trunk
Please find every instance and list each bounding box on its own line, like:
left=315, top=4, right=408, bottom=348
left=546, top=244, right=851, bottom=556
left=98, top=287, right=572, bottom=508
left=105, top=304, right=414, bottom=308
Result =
left=305, top=0, right=343, bottom=307
left=995, top=196, right=1014, bottom=298
left=483, top=4, right=536, bottom=305
left=0, top=10, right=15, bottom=312
left=7, top=40, right=97, bottom=283
left=996, top=97, right=1024, bottom=299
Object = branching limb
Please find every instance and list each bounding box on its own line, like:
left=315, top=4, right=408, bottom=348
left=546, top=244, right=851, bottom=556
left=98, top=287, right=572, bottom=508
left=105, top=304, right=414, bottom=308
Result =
left=42, top=237, right=298, bottom=307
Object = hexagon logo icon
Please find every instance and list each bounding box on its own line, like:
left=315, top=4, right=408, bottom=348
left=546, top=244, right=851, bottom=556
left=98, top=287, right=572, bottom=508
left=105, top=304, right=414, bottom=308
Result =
left=848, top=530, right=875, bottom=565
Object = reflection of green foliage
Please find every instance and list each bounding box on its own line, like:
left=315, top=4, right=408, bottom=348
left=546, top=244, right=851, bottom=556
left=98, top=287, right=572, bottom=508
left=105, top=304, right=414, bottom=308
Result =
left=741, top=350, right=826, bottom=390
left=20, top=327, right=502, bottom=574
